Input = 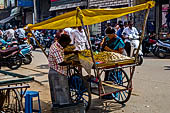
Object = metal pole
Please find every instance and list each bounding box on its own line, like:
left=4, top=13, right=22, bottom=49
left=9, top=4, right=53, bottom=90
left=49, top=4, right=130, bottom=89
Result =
left=33, top=0, right=37, bottom=24
left=28, top=28, right=48, bottom=58
left=76, top=7, right=99, bottom=77
left=135, top=6, right=151, bottom=63
left=80, top=19, right=98, bottom=77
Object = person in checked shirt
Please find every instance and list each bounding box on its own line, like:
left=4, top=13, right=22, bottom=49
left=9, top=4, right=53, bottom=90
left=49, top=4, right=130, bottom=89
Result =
left=48, top=34, right=74, bottom=108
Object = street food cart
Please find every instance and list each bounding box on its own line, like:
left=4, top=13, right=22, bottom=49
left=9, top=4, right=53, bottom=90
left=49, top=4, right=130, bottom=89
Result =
left=0, top=70, right=34, bottom=112
left=25, top=1, right=155, bottom=111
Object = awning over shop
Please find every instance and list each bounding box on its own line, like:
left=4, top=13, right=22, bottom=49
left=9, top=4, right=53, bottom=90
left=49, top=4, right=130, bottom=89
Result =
left=49, top=1, right=87, bottom=11
left=0, top=15, right=15, bottom=24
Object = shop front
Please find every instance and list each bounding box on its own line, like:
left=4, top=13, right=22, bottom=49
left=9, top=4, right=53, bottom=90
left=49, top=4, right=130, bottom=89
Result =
left=49, top=0, right=87, bottom=15
left=17, top=0, right=34, bottom=25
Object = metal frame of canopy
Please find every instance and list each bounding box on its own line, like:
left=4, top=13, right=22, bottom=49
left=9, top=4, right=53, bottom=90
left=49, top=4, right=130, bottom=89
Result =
left=25, top=0, right=154, bottom=78
left=24, top=1, right=155, bottom=110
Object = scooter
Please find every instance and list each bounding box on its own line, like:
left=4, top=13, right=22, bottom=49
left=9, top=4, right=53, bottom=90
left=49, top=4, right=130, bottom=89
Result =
left=19, top=44, right=33, bottom=65
left=155, top=40, right=170, bottom=58
left=142, top=34, right=157, bottom=56
left=0, top=39, right=33, bottom=65
left=129, top=34, right=143, bottom=65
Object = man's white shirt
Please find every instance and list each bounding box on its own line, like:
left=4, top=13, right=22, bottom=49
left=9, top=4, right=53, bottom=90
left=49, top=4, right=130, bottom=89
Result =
left=122, top=27, right=139, bottom=42
left=71, top=29, right=89, bottom=51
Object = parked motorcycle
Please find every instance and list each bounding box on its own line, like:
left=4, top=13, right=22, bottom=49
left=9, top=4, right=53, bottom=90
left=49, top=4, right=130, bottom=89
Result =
left=44, top=33, right=55, bottom=49
left=19, top=44, right=33, bottom=65
left=155, top=40, right=170, bottom=58
left=0, top=47, right=22, bottom=70
left=29, top=32, right=46, bottom=51
left=91, top=35, right=104, bottom=52
left=142, top=34, right=157, bottom=56
left=129, top=34, right=143, bottom=65
left=0, top=39, right=33, bottom=65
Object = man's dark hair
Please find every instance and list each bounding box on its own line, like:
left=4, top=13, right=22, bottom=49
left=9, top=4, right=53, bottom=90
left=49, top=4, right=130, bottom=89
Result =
left=58, top=34, right=71, bottom=44
left=128, top=21, right=133, bottom=25
left=168, top=9, right=170, bottom=13
left=124, top=21, right=127, bottom=25
left=118, top=20, right=123, bottom=25
left=119, top=23, right=124, bottom=28
left=105, top=27, right=115, bottom=34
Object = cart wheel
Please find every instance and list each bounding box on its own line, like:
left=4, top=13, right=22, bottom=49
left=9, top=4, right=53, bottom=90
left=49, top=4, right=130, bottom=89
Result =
left=68, top=74, right=91, bottom=111
left=108, top=69, right=132, bottom=104
left=1, top=89, right=23, bottom=112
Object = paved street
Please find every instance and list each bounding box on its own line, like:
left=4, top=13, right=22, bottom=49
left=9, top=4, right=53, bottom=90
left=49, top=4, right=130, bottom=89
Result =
left=1, top=49, right=170, bottom=113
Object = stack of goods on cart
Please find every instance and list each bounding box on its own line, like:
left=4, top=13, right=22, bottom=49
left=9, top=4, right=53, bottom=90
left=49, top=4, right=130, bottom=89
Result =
left=80, top=50, right=135, bottom=67
left=64, top=45, right=79, bottom=63
left=64, top=47, right=135, bottom=67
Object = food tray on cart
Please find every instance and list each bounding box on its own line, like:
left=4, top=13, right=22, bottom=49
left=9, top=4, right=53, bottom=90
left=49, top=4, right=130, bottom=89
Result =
left=79, top=50, right=136, bottom=68
left=0, top=70, right=34, bottom=86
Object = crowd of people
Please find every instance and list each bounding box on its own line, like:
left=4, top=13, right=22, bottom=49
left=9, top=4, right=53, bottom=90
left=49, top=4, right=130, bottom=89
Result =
left=0, top=25, right=26, bottom=42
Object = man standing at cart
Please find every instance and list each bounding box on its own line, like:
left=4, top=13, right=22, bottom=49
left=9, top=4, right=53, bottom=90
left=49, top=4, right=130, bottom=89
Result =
left=48, top=34, right=74, bottom=108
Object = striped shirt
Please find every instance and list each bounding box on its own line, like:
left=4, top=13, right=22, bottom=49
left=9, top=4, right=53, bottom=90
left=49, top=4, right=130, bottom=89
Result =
left=48, top=41, right=67, bottom=75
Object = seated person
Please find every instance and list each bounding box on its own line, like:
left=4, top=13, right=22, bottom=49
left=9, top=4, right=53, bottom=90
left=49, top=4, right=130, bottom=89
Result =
left=101, top=27, right=125, bottom=82
left=101, top=27, right=125, bottom=54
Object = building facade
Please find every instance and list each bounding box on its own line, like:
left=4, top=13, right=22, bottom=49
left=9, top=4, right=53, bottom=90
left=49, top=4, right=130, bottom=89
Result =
left=1, top=0, right=169, bottom=35
left=134, top=0, right=170, bottom=35
left=49, top=0, right=87, bottom=16
left=0, top=0, right=21, bottom=29
left=88, top=0, right=133, bottom=36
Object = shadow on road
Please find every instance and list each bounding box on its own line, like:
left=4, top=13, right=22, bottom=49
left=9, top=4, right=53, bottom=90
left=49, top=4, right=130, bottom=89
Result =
left=164, top=66, right=170, bottom=70
left=88, top=98, right=126, bottom=113
left=33, top=49, right=49, bottom=55
left=30, top=100, right=51, bottom=113
left=21, top=66, right=48, bottom=74
left=36, top=64, right=49, bottom=69
left=29, top=73, right=47, bottom=77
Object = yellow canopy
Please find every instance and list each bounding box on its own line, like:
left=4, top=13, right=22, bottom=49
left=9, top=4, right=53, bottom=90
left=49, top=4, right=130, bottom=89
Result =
left=26, top=1, right=155, bottom=30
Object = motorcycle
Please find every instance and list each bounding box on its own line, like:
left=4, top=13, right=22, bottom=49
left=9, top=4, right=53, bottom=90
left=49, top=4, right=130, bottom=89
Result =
left=129, top=34, right=143, bottom=65
left=91, top=35, right=104, bottom=52
left=44, top=33, right=55, bottom=49
left=0, top=47, right=22, bottom=70
left=142, top=34, right=157, bottom=56
left=19, top=44, right=33, bottom=65
left=29, top=32, right=46, bottom=51
left=155, top=40, right=170, bottom=58
left=0, top=39, right=33, bottom=65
